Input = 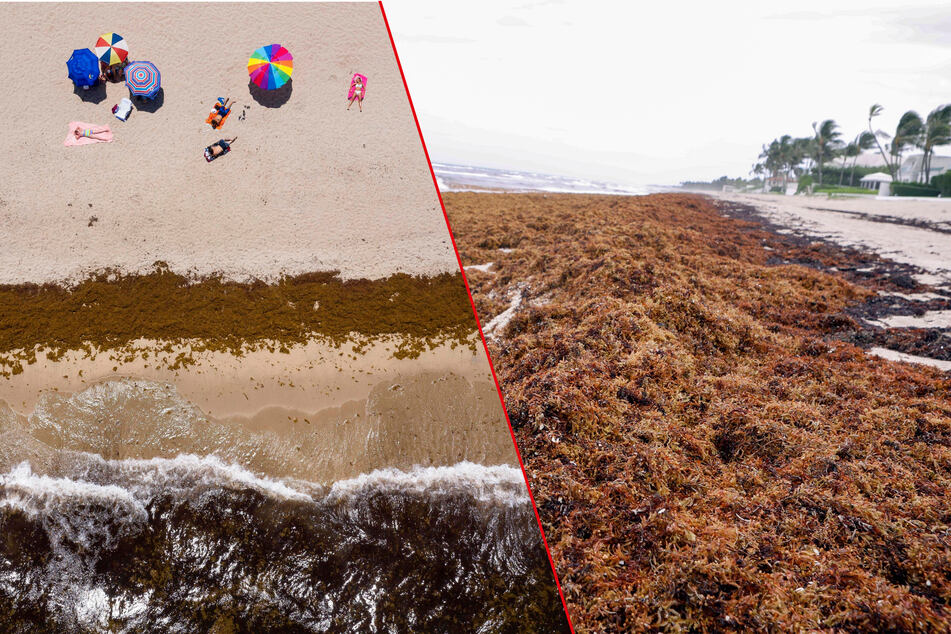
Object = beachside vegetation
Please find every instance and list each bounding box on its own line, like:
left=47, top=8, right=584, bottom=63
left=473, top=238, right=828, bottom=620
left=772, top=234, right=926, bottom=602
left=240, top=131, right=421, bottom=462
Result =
left=812, top=185, right=874, bottom=195
left=891, top=182, right=941, bottom=197
left=751, top=102, right=951, bottom=191
left=931, top=170, right=951, bottom=196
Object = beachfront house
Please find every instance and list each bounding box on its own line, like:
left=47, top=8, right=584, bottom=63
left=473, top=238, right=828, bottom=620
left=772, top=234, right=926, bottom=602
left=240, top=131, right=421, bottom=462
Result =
left=859, top=172, right=892, bottom=195
left=764, top=174, right=798, bottom=195
left=899, top=154, right=951, bottom=183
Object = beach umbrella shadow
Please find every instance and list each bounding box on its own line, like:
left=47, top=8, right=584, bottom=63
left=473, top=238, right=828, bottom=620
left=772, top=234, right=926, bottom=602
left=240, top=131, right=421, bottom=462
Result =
left=73, top=82, right=107, bottom=104
left=133, top=88, right=165, bottom=113
left=248, top=78, right=292, bottom=108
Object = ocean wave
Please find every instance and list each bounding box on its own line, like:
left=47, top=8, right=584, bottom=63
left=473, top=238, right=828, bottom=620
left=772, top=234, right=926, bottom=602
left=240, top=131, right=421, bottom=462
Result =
left=0, top=454, right=563, bottom=632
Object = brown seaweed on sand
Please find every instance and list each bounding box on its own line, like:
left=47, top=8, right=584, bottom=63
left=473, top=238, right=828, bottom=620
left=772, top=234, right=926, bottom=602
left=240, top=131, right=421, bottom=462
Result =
left=0, top=268, right=477, bottom=375
left=446, top=192, right=951, bottom=632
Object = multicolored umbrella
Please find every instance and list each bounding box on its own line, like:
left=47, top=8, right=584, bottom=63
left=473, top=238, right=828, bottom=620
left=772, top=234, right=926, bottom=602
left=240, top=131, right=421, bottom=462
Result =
left=125, top=60, right=161, bottom=98
left=95, top=32, right=129, bottom=66
left=248, top=44, right=293, bottom=90
left=67, top=48, right=100, bottom=87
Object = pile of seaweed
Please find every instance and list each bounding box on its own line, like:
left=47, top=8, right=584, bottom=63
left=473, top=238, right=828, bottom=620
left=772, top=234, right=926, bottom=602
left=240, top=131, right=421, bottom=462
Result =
left=445, top=192, right=951, bottom=631
left=0, top=267, right=476, bottom=375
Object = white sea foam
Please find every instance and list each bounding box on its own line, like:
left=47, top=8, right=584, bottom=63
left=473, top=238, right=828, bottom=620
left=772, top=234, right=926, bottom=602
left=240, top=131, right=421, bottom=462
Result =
left=0, top=461, right=147, bottom=525
left=327, top=461, right=528, bottom=506
left=433, top=162, right=648, bottom=195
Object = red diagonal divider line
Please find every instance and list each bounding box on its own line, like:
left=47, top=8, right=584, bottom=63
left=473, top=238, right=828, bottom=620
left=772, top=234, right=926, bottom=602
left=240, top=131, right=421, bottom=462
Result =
left=378, top=3, right=574, bottom=631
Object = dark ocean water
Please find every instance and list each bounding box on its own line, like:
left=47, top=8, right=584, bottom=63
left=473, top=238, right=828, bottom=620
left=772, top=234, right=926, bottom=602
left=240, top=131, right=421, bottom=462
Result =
left=0, top=455, right=568, bottom=633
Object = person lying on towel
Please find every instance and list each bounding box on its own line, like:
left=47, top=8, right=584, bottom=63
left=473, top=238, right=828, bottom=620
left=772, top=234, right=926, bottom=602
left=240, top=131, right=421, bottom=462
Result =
left=74, top=126, right=112, bottom=141
left=208, top=97, right=234, bottom=129
left=348, top=75, right=366, bottom=112
left=205, top=137, right=236, bottom=162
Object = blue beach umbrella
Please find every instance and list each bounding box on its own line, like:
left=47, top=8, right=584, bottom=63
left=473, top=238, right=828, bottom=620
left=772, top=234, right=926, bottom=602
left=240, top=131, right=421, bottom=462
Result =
left=67, top=48, right=99, bottom=87
left=125, top=60, right=161, bottom=98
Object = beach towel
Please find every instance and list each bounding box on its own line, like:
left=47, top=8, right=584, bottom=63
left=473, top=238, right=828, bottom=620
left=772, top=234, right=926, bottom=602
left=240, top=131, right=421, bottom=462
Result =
left=205, top=98, right=232, bottom=129
left=63, top=121, right=114, bottom=146
left=204, top=140, right=231, bottom=162
left=348, top=74, right=367, bottom=100
left=113, top=98, right=133, bottom=121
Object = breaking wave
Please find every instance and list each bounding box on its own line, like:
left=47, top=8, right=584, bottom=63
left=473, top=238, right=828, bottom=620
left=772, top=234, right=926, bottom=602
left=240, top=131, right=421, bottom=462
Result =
left=0, top=454, right=565, bottom=632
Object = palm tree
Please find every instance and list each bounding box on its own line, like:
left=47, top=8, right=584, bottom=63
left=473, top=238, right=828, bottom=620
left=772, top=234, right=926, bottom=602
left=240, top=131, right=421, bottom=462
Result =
left=759, top=140, right=784, bottom=189
left=812, top=119, right=842, bottom=185
left=868, top=104, right=897, bottom=179
left=839, top=141, right=858, bottom=186
left=919, top=104, right=951, bottom=182
left=846, top=131, right=877, bottom=186
left=892, top=110, right=924, bottom=180
left=791, top=137, right=814, bottom=178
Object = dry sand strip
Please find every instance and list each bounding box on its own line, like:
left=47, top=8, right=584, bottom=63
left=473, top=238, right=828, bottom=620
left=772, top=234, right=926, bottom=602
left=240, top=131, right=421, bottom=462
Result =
left=711, top=192, right=951, bottom=287
left=0, top=3, right=455, bottom=285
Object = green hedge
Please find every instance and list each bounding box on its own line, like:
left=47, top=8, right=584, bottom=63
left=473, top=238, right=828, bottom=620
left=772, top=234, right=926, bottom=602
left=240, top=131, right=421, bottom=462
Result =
left=812, top=164, right=893, bottom=187
left=931, top=172, right=951, bottom=196
left=814, top=186, right=875, bottom=195
left=892, top=182, right=941, bottom=197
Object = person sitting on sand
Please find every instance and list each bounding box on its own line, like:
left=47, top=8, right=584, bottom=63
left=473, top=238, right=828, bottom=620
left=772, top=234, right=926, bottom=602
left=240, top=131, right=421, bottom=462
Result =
left=73, top=126, right=112, bottom=141
left=348, top=76, right=365, bottom=112
left=210, top=97, right=234, bottom=129
left=103, top=63, right=124, bottom=83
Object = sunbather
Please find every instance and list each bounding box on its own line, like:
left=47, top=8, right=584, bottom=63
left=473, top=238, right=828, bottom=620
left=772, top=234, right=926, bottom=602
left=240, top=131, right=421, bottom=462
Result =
left=205, top=137, right=237, bottom=162
left=73, top=126, right=112, bottom=141
left=209, top=97, right=234, bottom=129
left=348, top=76, right=365, bottom=112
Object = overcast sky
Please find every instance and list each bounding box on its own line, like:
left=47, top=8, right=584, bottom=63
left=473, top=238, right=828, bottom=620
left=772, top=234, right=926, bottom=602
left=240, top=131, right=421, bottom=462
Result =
left=383, top=0, right=951, bottom=186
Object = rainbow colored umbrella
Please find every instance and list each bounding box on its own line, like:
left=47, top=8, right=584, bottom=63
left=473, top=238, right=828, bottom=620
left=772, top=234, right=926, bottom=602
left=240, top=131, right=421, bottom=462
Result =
left=248, top=44, right=293, bottom=90
left=67, top=48, right=100, bottom=87
left=125, top=60, right=160, bottom=98
left=95, top=32, right=129, bottom=66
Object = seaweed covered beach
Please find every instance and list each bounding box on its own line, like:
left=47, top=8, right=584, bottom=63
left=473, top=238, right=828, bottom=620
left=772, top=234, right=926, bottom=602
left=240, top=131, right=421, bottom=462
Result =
left=445, top=192, right=951, bottom=632
left=0, top=267, right=476, bottom=376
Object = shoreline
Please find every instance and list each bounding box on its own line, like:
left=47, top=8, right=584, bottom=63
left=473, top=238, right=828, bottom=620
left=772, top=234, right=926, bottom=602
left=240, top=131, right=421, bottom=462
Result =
left=711, top=194, right=951, bottom=367
left=0, top=339, right=518, bottom=484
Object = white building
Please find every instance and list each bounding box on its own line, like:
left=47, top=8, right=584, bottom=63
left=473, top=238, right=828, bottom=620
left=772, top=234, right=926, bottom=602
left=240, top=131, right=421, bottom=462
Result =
left=859, top=172, right=892, bottom=195
left=899, top=154, right=951, bottom=183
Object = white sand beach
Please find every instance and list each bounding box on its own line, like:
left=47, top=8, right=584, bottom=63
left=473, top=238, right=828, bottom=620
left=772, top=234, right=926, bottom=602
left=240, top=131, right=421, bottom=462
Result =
left=713, top=192, right=951, bottom=289
left=0, top=2, right=454, bottom=285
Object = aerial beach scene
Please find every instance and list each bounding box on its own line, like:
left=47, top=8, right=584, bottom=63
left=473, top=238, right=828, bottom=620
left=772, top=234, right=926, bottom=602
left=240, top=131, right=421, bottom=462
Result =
left=0, top=2, right=569, bottom=631
left=386, top=1, right=951, bottom=630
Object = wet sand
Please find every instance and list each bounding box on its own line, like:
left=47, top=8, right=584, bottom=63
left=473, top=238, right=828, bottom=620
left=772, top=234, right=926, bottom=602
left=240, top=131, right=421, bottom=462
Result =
left=711, top=192, right=951, bottom=289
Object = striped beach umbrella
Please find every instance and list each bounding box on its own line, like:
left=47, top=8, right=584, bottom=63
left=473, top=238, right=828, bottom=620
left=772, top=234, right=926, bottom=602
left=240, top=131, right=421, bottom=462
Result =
left=248, top=44, right=293, bottom=90
left=67, top=48, right=100, bottom=87
left=125, top=60, right=161, bottom=98
left=95, top=32, right=129, bottom=66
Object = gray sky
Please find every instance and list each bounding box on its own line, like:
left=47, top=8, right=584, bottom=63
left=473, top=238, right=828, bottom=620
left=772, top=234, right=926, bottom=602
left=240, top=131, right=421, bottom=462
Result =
left=384, top=0, right=951, bottom=186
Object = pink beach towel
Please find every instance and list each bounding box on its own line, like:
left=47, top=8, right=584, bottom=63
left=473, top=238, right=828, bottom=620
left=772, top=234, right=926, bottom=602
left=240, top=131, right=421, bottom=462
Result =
left=348, top=74, right=367, bottom=100
left=64, top=121, right=114, bottom=146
